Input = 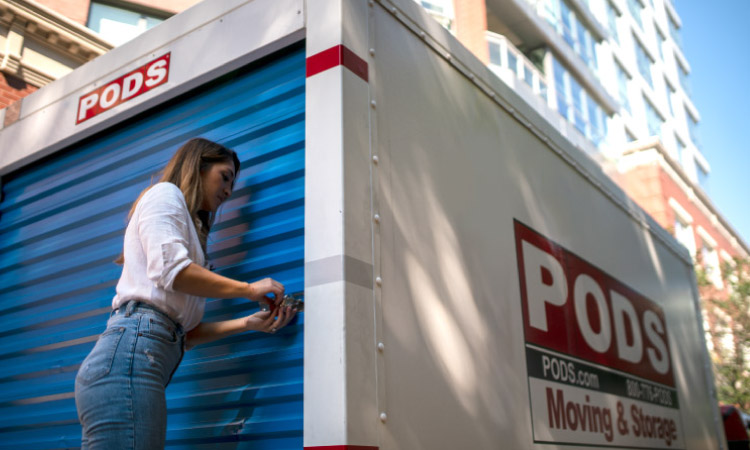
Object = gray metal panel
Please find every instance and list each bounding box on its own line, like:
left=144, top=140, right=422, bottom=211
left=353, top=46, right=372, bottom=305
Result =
left=0, top=45, right=305, bottom=449
left=369, top=2, right=718, bottom=449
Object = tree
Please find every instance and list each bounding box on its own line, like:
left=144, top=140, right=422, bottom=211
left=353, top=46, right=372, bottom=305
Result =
left=698, top=258, right=750, bottom=410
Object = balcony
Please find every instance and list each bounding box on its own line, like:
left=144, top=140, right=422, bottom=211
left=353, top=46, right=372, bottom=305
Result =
left=487, top=32, right=550, bottom=107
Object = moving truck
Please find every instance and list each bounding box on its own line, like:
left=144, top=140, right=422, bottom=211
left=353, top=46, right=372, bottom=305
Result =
left=0, top=0, right=725, bottom=448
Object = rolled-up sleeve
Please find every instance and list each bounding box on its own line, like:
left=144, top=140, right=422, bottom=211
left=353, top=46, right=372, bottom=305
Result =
left=137, top=184, right=195, bottom=291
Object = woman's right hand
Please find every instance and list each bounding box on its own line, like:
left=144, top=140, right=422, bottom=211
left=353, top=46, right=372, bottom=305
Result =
left=246, top=277, right=285, bottom=307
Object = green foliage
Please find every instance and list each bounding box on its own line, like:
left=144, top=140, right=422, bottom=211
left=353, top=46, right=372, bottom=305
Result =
left=699, top=258, right=750, bottom=410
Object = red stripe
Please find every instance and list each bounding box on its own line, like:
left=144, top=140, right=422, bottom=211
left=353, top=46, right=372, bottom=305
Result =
left=306, top=45, right=369, bottom=82
left=304, top=446, right=378, bottom=450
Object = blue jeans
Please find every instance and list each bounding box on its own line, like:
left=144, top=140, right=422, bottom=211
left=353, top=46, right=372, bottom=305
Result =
left=75, top=301, right=185, bottom=449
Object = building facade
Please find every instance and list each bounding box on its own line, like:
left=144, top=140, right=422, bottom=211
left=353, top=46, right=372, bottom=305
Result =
left=413, top=0, right=747, bottom=265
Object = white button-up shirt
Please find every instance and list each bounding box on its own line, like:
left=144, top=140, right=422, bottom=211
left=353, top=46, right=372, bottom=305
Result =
left=113, top=182, right=206, bottom=331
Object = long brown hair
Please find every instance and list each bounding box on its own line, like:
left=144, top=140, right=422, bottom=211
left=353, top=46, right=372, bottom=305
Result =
left=116, top=138, right=241, bottom=264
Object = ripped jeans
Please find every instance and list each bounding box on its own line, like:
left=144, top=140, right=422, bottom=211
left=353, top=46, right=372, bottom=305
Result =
left=75, top=301, right=185, bottom=449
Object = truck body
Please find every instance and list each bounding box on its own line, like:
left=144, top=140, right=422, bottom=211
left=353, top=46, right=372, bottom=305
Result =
left=0, top=0, right=724, bottom=448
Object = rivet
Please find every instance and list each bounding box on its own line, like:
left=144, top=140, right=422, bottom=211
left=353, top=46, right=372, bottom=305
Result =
left=391, top=7, right=397, bottom=14
left=369, top=0, right=374, bottom=5
left=489, top=91, right=496, bottom=98
left=375, top=276, right=382, bottom=286
left=369, top=48, right=375, bottom=56
left=469, top=73, right=475, bottom=80
left=371, top=100, right=377, bottom=109
left=373, top=214, right=380, bottom=223
left=378, top=342, right=385, bottom=352
left=419, top=31, right=426, bottom=39
left=380, top=412, right=387, bottom=422
left=372, top=155, right=379, bottom=164
left=446, top=53, right=451, bottom=60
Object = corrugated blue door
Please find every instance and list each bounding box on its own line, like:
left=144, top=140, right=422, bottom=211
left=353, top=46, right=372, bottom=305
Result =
left=0, top=45, right=305, bottom=449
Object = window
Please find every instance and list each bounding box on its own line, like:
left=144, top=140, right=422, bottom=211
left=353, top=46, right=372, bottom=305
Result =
left=587, top=96, right=607, bottom=146
left=677, top=60, right=691, bottom=96
left=644, top=97, right=663, bottom=140
left=548, top=0, right=599, bottom=71
left=686, top=108, right=700, bottom=147
left=655, top=26, right=666, bottom=61
left=675, top=134, right=685, bottom=164
left=561, top=0, right=576, bottom=48
left=554, top=59, right=570, bottom=120
left=668, top=13, right=682, bottom=48
left=416, top=0, right=454, bottom=30
left=616, top=62, right=630, bottom=113
left=634, top=37, right=653, bottom=87
left=700, top=239, right=722, bottom=288
left=87, top=2, right=165, bottom=46
left=571, top=78, right=586, bottom=133
left=607, top=2, right=620, bottom=44
left=553, top=58, right=609, bottom=148
left=578, top=22, right=598, bottom=71
left=672, top=208, right=695, bottom=256
left=626, top=0, right=643, bottom=29
left=697, top=164, right=709, bottom=189
left=664, top=77, right=675, bottom=117
left=488, top=41, right=502, bottom=66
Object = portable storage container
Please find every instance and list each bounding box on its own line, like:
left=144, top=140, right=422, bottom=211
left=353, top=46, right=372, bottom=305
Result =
left=0, top=0, right=725, bottom=448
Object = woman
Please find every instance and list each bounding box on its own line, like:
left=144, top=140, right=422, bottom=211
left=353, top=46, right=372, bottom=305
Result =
left=74, top=138, right=297, bottom=449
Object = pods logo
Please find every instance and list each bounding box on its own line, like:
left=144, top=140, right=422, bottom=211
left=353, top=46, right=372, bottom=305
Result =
left=514, top=220, right=674, bottom=386
left=76, top=53, right=170, bottom=124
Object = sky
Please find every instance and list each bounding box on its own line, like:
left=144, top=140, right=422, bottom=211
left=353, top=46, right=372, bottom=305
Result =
left=676, top=1, right=750, bottom=247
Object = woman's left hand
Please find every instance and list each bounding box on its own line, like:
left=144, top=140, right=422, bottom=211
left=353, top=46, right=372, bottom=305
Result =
left=244, top=305, right=297, bottom=334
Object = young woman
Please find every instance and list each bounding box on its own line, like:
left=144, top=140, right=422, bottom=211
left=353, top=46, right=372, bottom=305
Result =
left=74, top=138, right=297, bottom=449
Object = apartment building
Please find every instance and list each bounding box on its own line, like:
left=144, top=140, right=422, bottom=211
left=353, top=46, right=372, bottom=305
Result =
left=414, top=0, right=748, bottom=275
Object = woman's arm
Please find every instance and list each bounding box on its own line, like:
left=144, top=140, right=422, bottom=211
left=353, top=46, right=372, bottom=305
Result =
left=173, top=262, right=295, bottom=350
left=185, top=306, right=296, bottom=350
left=172, top=262, right=284, bottom=303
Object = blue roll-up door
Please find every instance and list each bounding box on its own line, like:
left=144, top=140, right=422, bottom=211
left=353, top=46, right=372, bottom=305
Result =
left=0, top=45, right=305, bottom=449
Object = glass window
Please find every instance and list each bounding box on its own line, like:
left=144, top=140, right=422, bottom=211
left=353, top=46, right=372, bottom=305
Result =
left=668, top=13, right=682, bottom=48
left=644, top=97, right=663, bottom=139
left=616, top=62, right=630, bottom=113
left=553, top=57, right=607, bottom=148
left=571, top=79, right=586, bottom=134
left=664, top=77, right=675, bottom=117
left=581, top=26, right=597, bottom=71
left=701, top=240, right=722, bottom=288
left=523, top=64, right=534, bottom=88
left=675, top=134, right=685, bottom=164
left=626, top=0, right=643, bottom=28
left=674, top=215, right=695, bottom=255
left=554, top=59, right=569, bottom=120
left=655, top=26, right=666, bottom=62
left=508, top=50, right=518, bottom=75
left=607, top=2, right=619, bottom=44
left=489, top=41, right=502, bottom=66
left=697, top=165, right=709, bottom=189
left=561, top=1, right=576, bottom=48
left=686, top=108, right=700, bottom=147
left=416, top=0, right=454, bottom=30
left=634, top=38, right=653, bottom=87
left=677, top=60, right=691, bottom=96
left=87, top=2, right=165, bottom=46
left=587, top=96, right=607, bottom=146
